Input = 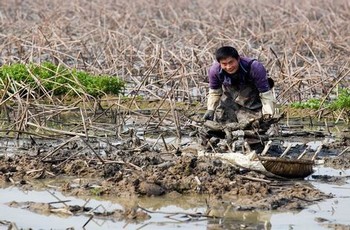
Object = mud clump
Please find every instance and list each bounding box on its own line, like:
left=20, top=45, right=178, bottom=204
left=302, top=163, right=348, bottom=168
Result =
left=324, top=155, right=350, bottom=169
left=0, top=139, right=332, bottom=212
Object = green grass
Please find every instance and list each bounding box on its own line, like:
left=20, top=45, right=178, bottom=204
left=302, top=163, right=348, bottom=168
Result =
left=328, top=88, right=350, bottom=110
left=0, top=62, right=125, bottom=97
left=290, top=88, right=350, bottom=111
left=90, top=187, right=104, bottom=196
left=291, top=98, right=322, bottom=110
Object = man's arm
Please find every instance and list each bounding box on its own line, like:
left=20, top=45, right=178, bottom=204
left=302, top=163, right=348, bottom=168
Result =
left=250, top=61, right=276, bottom=117
left=250, top=61, right=269, bottom=92
left=203, top=63, right=223, bottom=120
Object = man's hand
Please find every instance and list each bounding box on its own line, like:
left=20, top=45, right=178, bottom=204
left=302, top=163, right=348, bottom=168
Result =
left=262, top=114, right=272, bottom=122
left=203, top=110, right=214, bottom=121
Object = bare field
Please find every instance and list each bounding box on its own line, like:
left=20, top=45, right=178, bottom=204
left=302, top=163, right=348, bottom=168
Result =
left=0, top=0, right=349, bottom=105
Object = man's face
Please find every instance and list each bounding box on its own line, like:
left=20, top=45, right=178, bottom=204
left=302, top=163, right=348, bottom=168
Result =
left=219, top=56, right=239, bottom=74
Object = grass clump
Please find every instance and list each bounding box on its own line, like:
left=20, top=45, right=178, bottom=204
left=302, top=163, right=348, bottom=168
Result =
left=0, top=62, right=125, bottom=97
left=290, top=88, right=350, bottom=111
left=328, top=88, right=350, bottom=110
left=291, top=98, right=322, bottom=110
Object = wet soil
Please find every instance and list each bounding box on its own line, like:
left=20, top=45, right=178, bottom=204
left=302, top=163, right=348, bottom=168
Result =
left=1, top=131, right=349, bottom=218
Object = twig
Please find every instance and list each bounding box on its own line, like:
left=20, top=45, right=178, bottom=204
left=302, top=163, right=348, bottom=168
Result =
left=82, top=215, right=94, bottom=228
left=27, top=122, right=96, bottom=137
left=280, top=143, right=292, bottom=158
left=241, top=175, right=271, bottom=183
left=103, top=160, right=142, bottom=171
left=48, top=200, right=71, bottom=205
left=297, top=145, right=311, bottom=159
left=46, top=189, right=69, bottom=208
left=260, top=140, right=272, bottom=156
left=137, top=205, right=214, bottom=218
left=41, top=135, right=80, bottom=160
left=338, top=147, right=350, bottom=157
left=312, top=144, right=323, bottom=160
left=80, top=137, right=105, bottom=164
left=161, top=134, right=169, bottom=152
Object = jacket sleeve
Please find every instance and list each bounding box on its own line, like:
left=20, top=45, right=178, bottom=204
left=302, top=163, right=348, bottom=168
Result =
left=250, top=61, right=270, bottom=93
left=207, top=63, right=223, bottom=111
left=208, top=62, right=223, bottom=90
left=250, top=60, right=276, bottom=116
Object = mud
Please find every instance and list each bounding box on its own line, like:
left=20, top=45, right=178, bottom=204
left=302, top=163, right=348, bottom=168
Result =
left=1, top=134, right=347, bottom=216
left=324, top=152, right=350, bottom=170
left=0, top=118, right=349, bottom=229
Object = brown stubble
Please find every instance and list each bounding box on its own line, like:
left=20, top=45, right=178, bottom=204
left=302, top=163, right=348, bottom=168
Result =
left=0, top=0, right=349, bottom=137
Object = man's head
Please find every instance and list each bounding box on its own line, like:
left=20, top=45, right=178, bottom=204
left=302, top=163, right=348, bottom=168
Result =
left=215, top=46, right=240, bottom=74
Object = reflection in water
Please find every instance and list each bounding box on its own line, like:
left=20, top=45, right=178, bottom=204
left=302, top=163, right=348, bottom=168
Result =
left=0, top=160, right=349, bottom=229
left=2, top=173, right=349, bottom=230
left=0, top=184, right=274, bottom=229
left=134, top=194, right=273, bottom=229
left=2, top=170, right=349, bottom=230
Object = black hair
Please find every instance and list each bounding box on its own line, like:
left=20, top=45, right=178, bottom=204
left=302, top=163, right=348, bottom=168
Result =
left=215, top=46, right=239, bottom=62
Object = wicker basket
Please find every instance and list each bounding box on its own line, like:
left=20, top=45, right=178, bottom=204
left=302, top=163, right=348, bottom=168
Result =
left=258, top=156, right=315, bottom=178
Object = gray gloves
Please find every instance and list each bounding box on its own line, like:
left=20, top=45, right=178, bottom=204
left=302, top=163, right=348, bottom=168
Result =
left=204, top=88, right=222, bottom=121
left=260, top=90, right=276, bottom=117
left=203, top=110, right=214, bottom=120
left=207, top=88, right=222, bottom=111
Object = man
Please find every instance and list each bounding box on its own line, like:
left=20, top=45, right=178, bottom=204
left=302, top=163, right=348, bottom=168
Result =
left=203, top=46, right=275, bottom=124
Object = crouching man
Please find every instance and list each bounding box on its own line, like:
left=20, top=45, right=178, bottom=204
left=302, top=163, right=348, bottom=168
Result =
left=201, top=46, right=277, bottom=150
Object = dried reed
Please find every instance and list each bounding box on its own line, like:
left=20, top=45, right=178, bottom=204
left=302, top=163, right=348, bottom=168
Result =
left=0, top=0, right=349, bottom=138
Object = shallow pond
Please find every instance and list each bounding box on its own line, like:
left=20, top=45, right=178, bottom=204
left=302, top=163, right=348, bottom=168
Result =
left=0, top=118, right=349, bottom=229
left=270, top=167, right=350, bottom=229
left=1, top=166, right=349, bottom=230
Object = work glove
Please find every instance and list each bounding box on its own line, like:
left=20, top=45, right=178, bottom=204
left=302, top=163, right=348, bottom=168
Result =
left=203, top=88, right=221, bottom=121
left=203, top=110, right=214, bottom=121
left=207, top=88, right=222, bottom=111
left=260, top=90, right=276, bottom=117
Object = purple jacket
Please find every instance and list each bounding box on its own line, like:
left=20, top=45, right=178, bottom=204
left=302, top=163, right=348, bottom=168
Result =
left=208, top=57, right=270, bottom=93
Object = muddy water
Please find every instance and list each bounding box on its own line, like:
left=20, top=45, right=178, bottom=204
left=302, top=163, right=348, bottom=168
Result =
left=0, top=118, right=349, bottom=229
left=270, top=167, right=350, bottom=229
left=1, top=166, right=349, bottom=229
